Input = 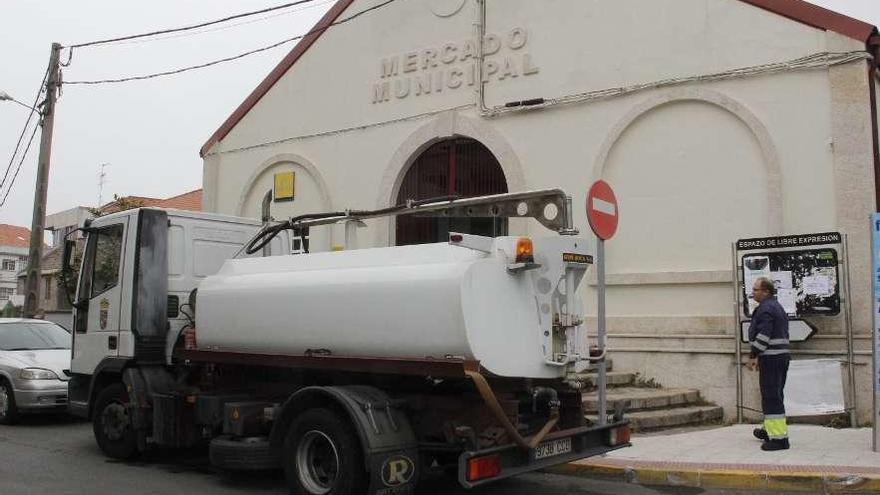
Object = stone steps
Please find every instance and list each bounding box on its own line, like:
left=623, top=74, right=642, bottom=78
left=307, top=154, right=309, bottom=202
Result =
left=587, top=405, right=724, bottom=431
left=582, top=387, right=701, bottom=414
left=583, top=359, right=613, bottom=373
left=576, top=371, right=634, bottom=388
left=580, top=367, right=724, bottom=432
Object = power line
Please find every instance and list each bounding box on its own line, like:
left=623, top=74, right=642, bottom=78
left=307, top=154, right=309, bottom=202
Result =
left=0, top=120, right=40, bottom=207
left=68, top=0, right=321, bottom=49
left=113, top=0, right=336, bottom=46
left=65, top=0, right=399, bottom=85
left=1, top=65, right=49, bottom=191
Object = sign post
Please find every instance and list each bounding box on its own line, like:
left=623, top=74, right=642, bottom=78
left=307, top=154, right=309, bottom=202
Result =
left=587, top=180, right=619, bottom=426
left=872, top=214, right=880, bottom=451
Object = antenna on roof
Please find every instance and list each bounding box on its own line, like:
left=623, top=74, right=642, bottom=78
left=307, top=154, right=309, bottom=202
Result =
left=97, top=163, right=109, bottom=207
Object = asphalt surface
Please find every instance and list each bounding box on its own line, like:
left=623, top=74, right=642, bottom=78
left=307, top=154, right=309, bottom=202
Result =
left=0, top=414, right=796, bottom=495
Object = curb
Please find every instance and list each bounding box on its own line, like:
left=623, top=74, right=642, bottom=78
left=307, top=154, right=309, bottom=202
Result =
left=547, top=460, right=880, bottom=493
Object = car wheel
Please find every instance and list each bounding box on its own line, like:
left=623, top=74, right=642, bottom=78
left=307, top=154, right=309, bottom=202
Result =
left=93, top=383, right=139, bottom=460
left=283, top=408, right=368, bottom=495
left=0, top=379, right=18, bottom=425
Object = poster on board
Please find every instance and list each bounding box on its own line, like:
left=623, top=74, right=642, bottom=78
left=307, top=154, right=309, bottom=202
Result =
left=741, top=248, right=840, bottom=318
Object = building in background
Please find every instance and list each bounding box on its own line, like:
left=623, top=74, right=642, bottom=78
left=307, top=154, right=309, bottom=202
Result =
left=46, top=206, right=93, bottom=247
left=0, top=224, right=32, bottom=309
left=200, top=0, right=879, bottom=422
left=28, top=188, right=203, bottom=328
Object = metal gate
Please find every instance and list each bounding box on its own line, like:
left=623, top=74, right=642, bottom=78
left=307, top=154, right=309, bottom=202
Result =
left=396, top=138, right=508, bottom=246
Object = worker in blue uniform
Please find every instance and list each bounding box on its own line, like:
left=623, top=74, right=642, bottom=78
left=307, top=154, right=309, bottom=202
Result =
left=747, top=276, right=791, bottom=451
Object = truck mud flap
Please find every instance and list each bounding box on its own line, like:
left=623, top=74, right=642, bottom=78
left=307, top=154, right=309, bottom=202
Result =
left=457, top=421, right=630, bottom=489
left=368, top=448, right=420, bottom=495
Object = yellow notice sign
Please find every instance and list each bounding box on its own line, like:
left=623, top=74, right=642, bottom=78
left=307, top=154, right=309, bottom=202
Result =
left=274, top=171, right=295, bottom=201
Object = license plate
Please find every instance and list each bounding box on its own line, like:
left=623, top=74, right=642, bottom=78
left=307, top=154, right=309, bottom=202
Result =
left=534, top=437, right=572, bottom=460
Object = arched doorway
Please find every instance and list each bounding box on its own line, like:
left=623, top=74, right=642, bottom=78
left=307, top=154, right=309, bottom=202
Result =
left=396, top=138, right=508, bottom=246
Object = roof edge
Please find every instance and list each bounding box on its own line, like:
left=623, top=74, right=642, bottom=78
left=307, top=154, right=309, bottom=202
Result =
left=199, top=0, right=355, bottom=157
left=739, top=0, right=877, bottom=43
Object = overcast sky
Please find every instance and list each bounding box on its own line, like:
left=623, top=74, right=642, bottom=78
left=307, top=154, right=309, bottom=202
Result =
left=0, top=0, right=877, bottom=228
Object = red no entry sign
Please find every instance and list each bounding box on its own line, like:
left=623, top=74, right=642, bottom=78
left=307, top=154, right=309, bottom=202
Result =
left=587, top=180, right=619, bottom=240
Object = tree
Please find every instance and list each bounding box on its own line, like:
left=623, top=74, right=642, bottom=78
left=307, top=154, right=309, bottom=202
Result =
left=61, top=194, right=143, bottom=305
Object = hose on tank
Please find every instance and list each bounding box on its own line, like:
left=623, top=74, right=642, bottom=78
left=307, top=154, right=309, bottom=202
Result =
left=242, top=195, right=462, bottom=255
left=465, top=370, right=559, bottom=451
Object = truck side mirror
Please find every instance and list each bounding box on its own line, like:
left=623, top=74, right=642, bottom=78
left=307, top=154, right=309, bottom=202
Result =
left=62, top=239, right=75, bottom=271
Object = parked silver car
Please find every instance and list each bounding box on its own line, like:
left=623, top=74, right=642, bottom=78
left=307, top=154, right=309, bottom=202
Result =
left=0, top=318, right=71, bottom=424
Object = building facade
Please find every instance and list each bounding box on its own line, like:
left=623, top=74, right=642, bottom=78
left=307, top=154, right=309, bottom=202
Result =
left=0, top=224, right=31, bottom=305
left=46, top=206, right=93, bottom=247
left=201, top=0, right=880, bottom=421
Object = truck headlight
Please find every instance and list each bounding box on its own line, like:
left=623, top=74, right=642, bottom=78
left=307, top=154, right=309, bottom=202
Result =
left=19, top=368, right=59, bottom=380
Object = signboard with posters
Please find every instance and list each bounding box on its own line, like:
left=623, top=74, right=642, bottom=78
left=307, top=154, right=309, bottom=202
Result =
left=737, top=232, right=842, bottom=318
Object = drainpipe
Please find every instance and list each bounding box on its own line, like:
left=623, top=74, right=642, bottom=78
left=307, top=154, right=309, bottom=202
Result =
left=868, top=34, right=879, bottom=210
left=474, top=0, right=491, bottom=115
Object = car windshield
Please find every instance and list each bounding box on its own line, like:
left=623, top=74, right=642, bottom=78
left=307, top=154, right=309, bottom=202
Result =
left=0, top=322, right=71, bottom=351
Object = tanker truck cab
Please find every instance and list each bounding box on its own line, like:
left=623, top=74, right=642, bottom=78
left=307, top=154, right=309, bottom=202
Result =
left=66, top=208, right=290, bottom=418
left=68, top=191, right=629, bottom=495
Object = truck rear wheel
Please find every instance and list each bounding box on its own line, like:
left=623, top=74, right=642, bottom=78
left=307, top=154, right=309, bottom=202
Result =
left=283, top=408, right=367, bottom=495
left=93, top=383, right=139, bottom=460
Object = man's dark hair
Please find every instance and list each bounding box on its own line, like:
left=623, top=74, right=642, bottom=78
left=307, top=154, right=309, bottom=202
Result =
left=756, top=277, right=776, bottom=296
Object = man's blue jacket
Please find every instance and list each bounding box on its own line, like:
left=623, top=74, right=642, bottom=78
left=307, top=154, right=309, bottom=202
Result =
left=748, top=296, right=790, bottom=358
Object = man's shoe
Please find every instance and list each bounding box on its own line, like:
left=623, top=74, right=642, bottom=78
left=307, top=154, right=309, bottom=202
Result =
left=761, top=438, right=790, bottom=451
left=753, top=428, right=769, bottom=441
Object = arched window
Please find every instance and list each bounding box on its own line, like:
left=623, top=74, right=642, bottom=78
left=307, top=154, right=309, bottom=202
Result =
left=396, top=138, right=508, bottom=246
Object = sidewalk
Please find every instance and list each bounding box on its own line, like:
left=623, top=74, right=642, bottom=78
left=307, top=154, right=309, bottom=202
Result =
left=549, top=424, right=880, bottom=493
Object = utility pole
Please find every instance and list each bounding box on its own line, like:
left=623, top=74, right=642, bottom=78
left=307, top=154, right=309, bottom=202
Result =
left=24, top=43, right=62, bottom=318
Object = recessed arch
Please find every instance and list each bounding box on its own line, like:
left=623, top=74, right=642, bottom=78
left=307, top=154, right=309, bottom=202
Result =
left=376, top=110, right=527, bottom=245
left=395, top=137, right=508, bottom=245
left=236, top=153, right=333, bottom=217
left=593, top=88, right=782, bottom=233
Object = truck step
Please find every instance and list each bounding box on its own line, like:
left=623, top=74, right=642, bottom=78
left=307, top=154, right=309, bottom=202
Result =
left=587, top=405, right=724, bottom=431
left=582, top=387, right=701, bottom=413
left=576, top=371, right=634, bottom=388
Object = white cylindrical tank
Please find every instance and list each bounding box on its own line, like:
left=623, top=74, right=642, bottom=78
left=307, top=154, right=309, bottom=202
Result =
left=195, top=241, right=566, bottom=379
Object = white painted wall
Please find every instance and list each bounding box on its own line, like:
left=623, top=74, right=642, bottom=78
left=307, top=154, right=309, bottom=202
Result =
left=204, top=0, right=871, bottom=315
left=202, top=0, right=878, bottom=419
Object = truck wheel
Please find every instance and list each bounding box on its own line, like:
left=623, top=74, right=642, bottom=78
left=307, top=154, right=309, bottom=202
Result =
left=210, top=435, right=279, bottom=471
left=283, top=408, right=367, bottom=495
left=93, top=383, right=139, bottom=460
left=0, top=379, right=19, bottom=425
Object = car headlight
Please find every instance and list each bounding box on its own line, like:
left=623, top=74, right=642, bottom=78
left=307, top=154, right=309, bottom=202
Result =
left=19, top=368, right=59, bottom=380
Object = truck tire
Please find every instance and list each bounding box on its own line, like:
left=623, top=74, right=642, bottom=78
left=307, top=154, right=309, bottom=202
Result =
left=210, top=435, right=278, bottom=471
left=283, top=408, right=368, bottom=495
left=93, top=383, right=139, bottom=460
left=0, top=379, right=19, bottom=425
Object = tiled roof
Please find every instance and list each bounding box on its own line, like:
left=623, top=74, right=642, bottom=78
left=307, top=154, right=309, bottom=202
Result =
left=0, top=224, right=31, bottom=249
left=160, top=189, right=203, bottom=211
left=99, top=189, right=203, bottom=214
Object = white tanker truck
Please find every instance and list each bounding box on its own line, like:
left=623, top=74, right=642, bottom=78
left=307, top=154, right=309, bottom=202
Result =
left=64, top=190, right=629, bottom=495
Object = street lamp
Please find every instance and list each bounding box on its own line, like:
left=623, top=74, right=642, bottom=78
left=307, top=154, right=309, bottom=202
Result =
left=0, top=90, right=40, bottom=112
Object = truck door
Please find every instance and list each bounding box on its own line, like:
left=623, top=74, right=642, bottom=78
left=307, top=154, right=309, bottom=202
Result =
left=71, top=220, right=127, bottom=374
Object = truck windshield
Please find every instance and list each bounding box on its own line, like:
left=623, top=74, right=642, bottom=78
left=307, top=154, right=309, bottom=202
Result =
left=0, top=322, right=71, bottom=350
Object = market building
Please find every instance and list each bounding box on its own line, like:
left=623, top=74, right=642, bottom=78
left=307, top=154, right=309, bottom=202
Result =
left=200, top=0, right=880, bottom=422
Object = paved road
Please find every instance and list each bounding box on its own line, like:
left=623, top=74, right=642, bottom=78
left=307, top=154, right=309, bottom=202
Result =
left=0, top=414, right=790, bottom=495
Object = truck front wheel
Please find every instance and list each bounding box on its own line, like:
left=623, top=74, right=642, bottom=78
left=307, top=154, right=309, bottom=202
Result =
left=93, top=383, right=139, bottom=460
left=283, top=408, right=367, bottom=495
